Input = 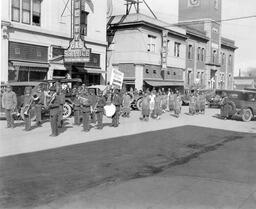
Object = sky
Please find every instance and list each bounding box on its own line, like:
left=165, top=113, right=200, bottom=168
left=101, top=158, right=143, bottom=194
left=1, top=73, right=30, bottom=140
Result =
left=112, top=0, right=256, bottom=75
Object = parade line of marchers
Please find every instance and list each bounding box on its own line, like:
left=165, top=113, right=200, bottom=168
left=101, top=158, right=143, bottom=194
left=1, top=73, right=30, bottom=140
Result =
left=2, top=82, right=232, bottom=137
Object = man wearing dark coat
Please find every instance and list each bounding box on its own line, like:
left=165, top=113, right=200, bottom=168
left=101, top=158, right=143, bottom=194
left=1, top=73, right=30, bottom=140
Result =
left=95, top=91, right=106, bottom=129
left=80, top=89, right=92, bottom=132
left=111, top=89, right=123, bottom=127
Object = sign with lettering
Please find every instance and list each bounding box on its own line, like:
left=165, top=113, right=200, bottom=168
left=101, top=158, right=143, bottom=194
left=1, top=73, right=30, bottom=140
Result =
left=64, top=0, right=90, bottom=63
left=110, top=68, right=124, bottom=89
left=161, top=30, right=168, bottom=70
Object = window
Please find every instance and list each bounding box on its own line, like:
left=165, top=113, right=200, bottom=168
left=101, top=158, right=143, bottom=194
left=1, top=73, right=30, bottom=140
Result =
left=81, top=11, right=88, bottom=36
left=214, top=0, right=219, bottom=9
left=12, top=0, right=20, bottom=22
left=153, top=70, right=156, bottom=74
left=32, top=0, right=41, bottom=26
left=147, top=35, right=156, bottom=52
left=201, top=48, right=205, bottom=62
left=146, top=69, right=149, bottom=74
left=188, top=44, right=193, bottom=59
left=22, top=0, right=31, bottom=24
left=174, top=42, right=181, bottom=57
left=213, top=50, right=217, bottom=63
left=173, top=72, right=176, bottom=76
left=222, top=52, right=225, bottom=65
left=11, top=0, right=41, bottom=26
left=228, top=55, right=232, bottom=65
left=197, top=47, right=201, bottom=61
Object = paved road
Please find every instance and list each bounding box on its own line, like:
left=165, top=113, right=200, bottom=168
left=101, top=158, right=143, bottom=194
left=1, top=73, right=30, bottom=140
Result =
left=0, top=125, right=255, bottom=209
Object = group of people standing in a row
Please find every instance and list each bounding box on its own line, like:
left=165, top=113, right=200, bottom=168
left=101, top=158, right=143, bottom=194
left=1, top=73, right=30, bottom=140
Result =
left=140, top=88, right=206, bottom=121
left=1, top=83, right=207, bottom=137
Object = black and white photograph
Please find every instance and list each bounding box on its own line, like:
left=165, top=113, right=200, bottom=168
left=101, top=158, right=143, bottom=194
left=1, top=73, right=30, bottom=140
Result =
left=0, top=0, right=256, bottom=208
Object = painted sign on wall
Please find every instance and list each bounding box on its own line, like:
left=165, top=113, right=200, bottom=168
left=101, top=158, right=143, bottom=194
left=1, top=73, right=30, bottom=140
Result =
left=64, top=0, right=90, bottom=63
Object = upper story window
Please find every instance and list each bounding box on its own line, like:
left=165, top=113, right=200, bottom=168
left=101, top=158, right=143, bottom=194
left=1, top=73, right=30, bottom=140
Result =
left=228, top=55, right=232, bottom=65
left=188, top=44, right=193, bottom=59
left=147, top=35, right=157, bottom=53
left=81, top=11, right=88, bottom=36
left=213, top=50, right=217, bottom=63
left=222, top=52, right=225, bottom=65
left=197, top=47, right=201, bottom=61
left=214, top=0, right=219, bottom=9
left=11, top=0, right=41, bottom=26
left=201, top=48, right=205, bottom=62
left=174, top=42, right=181, bottom=57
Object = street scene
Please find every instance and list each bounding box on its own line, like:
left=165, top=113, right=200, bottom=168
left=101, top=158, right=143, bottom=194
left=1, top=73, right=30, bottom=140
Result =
left=1, top=0, right=256, bottom=208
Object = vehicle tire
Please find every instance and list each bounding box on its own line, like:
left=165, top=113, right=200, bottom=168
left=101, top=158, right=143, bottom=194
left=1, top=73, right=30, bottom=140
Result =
left=241, top=108, right=253, bottom=122
left=136, top=97, right=143, bottom=111
left=20, top=106, right=36, bottom=121
left=63, top=103, right=72, bottom=118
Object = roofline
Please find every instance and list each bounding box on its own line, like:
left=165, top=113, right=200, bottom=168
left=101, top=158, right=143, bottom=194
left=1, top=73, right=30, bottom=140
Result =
left=109, top=21, right=187, bottom=39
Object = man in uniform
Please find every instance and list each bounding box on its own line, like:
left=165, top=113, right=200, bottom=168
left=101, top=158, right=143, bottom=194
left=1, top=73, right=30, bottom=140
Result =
left=56, top=82, right=65, bottom=128
left=80, top=89, right=92, bottom=132
left=34, top=84, right=44, bottom=127
left=48, top=86, right=61, bottom=137
left=23, top=87, right=33, bottom=131
left=2, top=85, right=17, bottom=128
left=111, top=89, right=123, bottom=127
left=73, top=86, right=82, bottom=125
left=95, top=90, right=106, bottom=129
left=90, top=89, right=97, bottom=124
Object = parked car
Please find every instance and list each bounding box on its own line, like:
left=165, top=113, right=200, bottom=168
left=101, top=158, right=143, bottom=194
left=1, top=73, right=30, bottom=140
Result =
left=0, top=81, right=48, bottom=120
left=220, top=90, right=256, bottom=122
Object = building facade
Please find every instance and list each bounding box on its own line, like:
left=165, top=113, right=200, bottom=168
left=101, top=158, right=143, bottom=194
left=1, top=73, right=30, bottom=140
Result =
left=107, top=14, right=187, bottom=91
left=1, top=0, right=107, bottom=85
left=179, top=0, right=237, bottom=90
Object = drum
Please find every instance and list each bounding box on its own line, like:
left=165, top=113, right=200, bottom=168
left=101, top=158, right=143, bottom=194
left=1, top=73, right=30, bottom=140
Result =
left=104, top=103, right=116, bottom=118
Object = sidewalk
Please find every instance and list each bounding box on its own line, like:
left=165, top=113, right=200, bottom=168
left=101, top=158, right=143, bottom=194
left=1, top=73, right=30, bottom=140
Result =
left=0, top=107, right=255, bottom=157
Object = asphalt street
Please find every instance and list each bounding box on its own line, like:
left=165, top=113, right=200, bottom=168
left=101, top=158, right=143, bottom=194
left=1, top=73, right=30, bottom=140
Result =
left=0, top=108, right=255, bottom=209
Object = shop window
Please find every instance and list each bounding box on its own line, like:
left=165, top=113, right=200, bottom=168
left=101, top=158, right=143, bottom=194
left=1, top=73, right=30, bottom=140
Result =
left=174, top=42, right=181, bottom=57
left=81, top=11, right=88, bottom=36
left=12, top=0, right=20, bottom=22
left=188, top=44, right=193, bottom=59
left=52, top=47, right=65, bottom=58
left=167, top=71, right=170, bottom=75
left=15, top=47, right=20, bottom=55
left=37, top=50, right=42, bottom=57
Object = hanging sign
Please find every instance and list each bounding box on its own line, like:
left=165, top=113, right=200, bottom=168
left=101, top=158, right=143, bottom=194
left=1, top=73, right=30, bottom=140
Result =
left=110, top=68, right=124, bottom=89
left=64, top=0, right=90, bottom=63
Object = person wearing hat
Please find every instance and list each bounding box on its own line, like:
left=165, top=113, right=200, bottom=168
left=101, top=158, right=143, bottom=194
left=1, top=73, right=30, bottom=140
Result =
left=80, top=89, right=92, bottom=132
left=48, top=86, right=61, bottom=136
left=111, top=88, right=123, bottom=127
left=34, top=84, right=44, bottom=127
left=73, top=86, right=83, bottom=126
left=55, top=82, right=65, bottom=128
left=90, top=89, right=97, bottom=124
left=2, top=85, right=17, bottom=128
left=95, top=90, right=106, bottom=129
left=23, top=86, right=33, bottom=131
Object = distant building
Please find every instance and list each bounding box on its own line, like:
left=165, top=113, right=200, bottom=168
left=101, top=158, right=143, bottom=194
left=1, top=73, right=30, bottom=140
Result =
left=107, top=13, right=187, bottom=91
left=1, top=0, right=107, bottom=85
left=178, top=0, right=237, bottom=90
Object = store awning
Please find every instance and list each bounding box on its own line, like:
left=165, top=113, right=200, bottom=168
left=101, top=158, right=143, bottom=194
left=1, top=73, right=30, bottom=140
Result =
left=75, top=66, right=106, bottom=74
left=124, top=80, right=135, bottom=85
left=12, top=61, right=49, bottom=69
left=145, top=80, right=184, bottom=87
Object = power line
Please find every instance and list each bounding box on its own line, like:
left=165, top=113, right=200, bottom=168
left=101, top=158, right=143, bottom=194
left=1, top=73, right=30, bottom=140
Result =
left=163, top=15, right=256, bottom=27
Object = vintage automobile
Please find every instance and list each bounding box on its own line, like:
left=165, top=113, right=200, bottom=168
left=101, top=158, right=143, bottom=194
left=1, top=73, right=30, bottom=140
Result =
left=0, top=78, right=82, bottom=120
left=220, top=89, right=256, bottom=122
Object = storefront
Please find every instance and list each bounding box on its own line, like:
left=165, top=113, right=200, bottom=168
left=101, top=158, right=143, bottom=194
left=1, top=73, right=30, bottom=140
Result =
left=8, top=42, right=49, bottom=81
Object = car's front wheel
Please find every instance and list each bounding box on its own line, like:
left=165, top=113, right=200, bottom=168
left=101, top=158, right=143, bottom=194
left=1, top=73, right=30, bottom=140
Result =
left=241, top=108, right=253, bottom=122
left=63, top=103, right=72, bottom=118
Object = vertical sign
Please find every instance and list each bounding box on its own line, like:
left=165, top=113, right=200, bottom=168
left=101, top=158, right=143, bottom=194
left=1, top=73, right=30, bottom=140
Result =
left=161, top=30, right=168, bottom=79
left=64, top=0, right=91, bottom=63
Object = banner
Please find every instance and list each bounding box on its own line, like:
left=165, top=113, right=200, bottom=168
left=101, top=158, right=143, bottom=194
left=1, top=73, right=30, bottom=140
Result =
left=110, top=68, right=124, bottom=89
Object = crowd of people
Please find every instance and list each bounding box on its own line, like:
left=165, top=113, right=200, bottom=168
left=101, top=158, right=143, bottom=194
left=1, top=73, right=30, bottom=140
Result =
left=1, top=82, right=212, bottom=137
